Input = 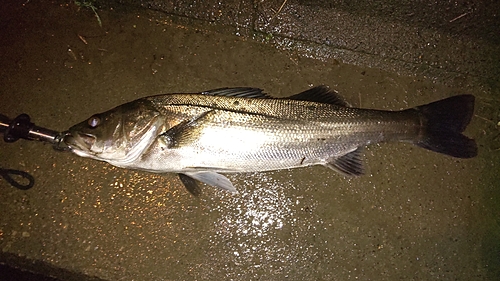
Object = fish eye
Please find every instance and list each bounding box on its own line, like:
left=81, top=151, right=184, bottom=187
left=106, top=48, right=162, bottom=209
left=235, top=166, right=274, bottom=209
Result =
left=88, top=116, right=101, bottom=128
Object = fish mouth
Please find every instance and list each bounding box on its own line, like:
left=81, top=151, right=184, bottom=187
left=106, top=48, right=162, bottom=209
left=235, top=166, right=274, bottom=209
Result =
left=63, top=132, right=96, bottom=155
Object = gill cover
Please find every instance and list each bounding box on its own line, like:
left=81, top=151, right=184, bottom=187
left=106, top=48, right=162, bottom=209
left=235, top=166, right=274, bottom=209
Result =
left=64, top=99, right=163, bottom=163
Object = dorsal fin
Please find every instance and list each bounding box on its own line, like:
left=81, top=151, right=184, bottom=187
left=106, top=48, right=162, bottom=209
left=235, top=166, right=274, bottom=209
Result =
left=202, top=87, right=270, bottom=98
left=201, top=86, right=350, bottom=106
left=288, top=85, right=350, bottom=107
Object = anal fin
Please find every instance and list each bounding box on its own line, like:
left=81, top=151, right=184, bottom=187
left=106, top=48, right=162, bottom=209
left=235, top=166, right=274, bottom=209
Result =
left=325, top=148, right=364, bottom=176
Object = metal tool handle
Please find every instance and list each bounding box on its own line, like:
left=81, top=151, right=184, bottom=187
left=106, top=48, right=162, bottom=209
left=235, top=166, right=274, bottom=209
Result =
left=0, top=113, right=69, bottom=190
left=0, top=113, right=64, bottom=145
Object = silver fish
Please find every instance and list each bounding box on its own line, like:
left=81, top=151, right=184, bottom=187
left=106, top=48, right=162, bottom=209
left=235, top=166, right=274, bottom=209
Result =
left=63, top=86, right=477, bottom=193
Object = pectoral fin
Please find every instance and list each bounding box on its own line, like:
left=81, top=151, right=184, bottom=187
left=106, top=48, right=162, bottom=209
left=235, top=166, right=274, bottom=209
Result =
left=161, top=110, right=214, bottom=148
left=181, top=171, right=238, bottom=194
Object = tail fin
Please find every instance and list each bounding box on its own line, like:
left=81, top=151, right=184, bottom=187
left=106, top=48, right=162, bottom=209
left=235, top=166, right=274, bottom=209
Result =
left=414, top=95, right=477, bottom=158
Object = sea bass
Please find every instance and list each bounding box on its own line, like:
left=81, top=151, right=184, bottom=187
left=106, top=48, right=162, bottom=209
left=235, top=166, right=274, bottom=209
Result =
left=63, top=86, right=477, bottom=193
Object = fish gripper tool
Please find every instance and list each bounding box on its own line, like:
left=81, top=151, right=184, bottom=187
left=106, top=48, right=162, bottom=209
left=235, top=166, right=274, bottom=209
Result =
left=0, top=113, right=66, bottom=148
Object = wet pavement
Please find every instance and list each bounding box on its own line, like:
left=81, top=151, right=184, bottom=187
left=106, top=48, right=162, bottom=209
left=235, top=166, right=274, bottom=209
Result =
left=125, top=0, right=500, bottom=84
left=0, top=0, right=499, bottom=280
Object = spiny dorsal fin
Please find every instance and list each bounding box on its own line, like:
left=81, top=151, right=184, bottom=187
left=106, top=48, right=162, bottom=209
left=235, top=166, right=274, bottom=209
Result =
left=288, top=85, right=350, bottom=107
left=325, top=148, right=364, bottom=176
left=202, top=87, right=270, bottom=98
left=201, top=86, right=350, bottom=106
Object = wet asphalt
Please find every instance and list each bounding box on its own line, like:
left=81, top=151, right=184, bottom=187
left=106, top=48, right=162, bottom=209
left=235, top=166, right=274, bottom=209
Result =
left=0, top=0, right=499, bottom=280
